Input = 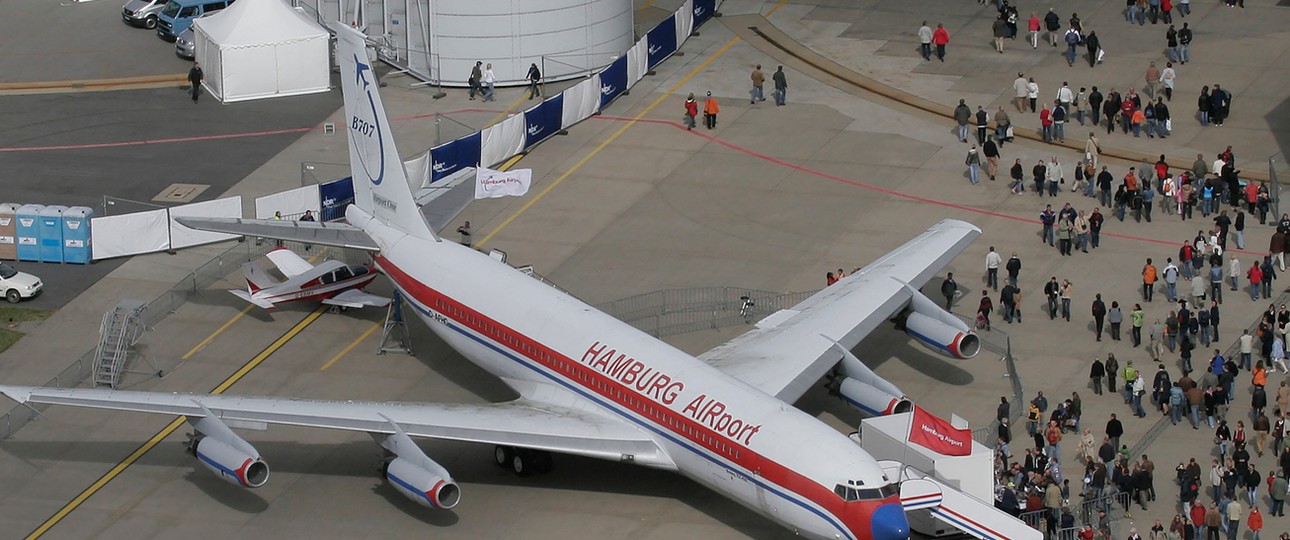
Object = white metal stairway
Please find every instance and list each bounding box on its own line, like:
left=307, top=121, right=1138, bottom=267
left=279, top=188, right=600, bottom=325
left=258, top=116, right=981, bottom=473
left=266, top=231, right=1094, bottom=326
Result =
left=94, top=300, right=147, bottom=389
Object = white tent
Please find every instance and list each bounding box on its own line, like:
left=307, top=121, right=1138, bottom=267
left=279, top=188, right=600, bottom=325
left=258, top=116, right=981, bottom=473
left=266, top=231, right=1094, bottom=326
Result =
left=194, top=0, right=330, bottom=103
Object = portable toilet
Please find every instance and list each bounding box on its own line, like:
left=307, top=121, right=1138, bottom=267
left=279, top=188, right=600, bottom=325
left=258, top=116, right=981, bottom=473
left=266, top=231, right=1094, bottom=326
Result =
left=0, top=203, right=18, bottom=261
left=15, top=204, right=44, bottom=262
left=62, top=206, right=93, bottom=264
left=38, top=205, right=67, bottom=263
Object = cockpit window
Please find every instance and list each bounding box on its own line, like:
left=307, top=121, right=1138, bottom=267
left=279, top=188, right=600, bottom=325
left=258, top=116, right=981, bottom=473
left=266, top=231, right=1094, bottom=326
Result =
left=834, top=482, right=899, bottom=502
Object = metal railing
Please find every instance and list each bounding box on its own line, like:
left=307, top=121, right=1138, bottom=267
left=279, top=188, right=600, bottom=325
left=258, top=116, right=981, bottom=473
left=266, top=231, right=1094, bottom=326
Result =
left=1015, top=491, right=1130, bottom=538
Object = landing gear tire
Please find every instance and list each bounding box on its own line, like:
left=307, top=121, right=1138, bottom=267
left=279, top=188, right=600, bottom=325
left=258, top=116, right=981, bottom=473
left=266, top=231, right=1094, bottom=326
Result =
left=494, top=445, right=513, bottom=467
left=511, top=454, right=529, bottom=476
left=508, top=448, right=552, bottom=476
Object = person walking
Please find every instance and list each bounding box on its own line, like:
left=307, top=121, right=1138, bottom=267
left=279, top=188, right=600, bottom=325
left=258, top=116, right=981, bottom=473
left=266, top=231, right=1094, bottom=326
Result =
left=1027, top=78, right=1040, bottom=114
left=942, top=273, right=959, bottom=311
left=1093, top=294, right=1107, bottom=341
left=1085, top=31, right=1100, bottom=68
left=1064, top=26, right=1080, bottom=66
left=1178, top=22, right=1192, bottom=64
left=917, top=21, right=933, bottom=61
left=772, top=66, right=787, bottom=106
left=1198, top=85, right=1211, bottom=126
left=965, top=145, right=982, bottom=185
left=187, top=62, right=203, bottom=103
left=994, top=106, right=1011, bottom=145
left=481, top=63, right=496, bottom=102
left=1013, top=73, right=1029, bottom=112
left=683, top=93, right=698, bottom=130
left=1006, top=252, right=1021, bottom=287
left=1131, top=303, right=1146, bottom=347
left=526, top=62, right=542, bottom=100
left=983, top=138, right=1000, bottom=182
left=1109, top=301, right=1124, bottom=340
left=1027, top=12, right=1041, bottom=48
left=975, top=106, right=989, bottom=145
left=468, top=61, right=482, bottom=100
left=749, top=64, right=765, bottom=104
left=1166, top=25, right=1179, bottom=63
left=993, top=16, right=1007, bottom=53
left=1161, top=63, right=1176, bottom=101
left=1145, top=62, right=1161, bottom=101
left=1143, top=258, right=1158, bottom=302
left=1044, top=8, right=1061, bottom=47
left=931, top=23, right=950, bottom=61
left=954, top=99, right=971, bottom=143
left=1085, top=132, right=1101, bottom=169
left=703, top=91, right=720, bottom=129
left=1061, top=280, right=1074, bottom=321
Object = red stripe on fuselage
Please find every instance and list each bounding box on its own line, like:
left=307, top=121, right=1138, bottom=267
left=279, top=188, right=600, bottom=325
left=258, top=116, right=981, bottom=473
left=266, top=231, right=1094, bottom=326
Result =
left=376, top=256, right=882, bottom=539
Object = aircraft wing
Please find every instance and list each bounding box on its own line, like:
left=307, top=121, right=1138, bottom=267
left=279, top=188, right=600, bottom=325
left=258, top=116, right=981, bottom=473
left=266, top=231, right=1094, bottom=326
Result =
left=264, top=248, right=316, bottom=278
left=0, top=386, right=674, bottom=469
left=697, top=219, right=981, bottom=403
left=228, top=289, right=276, bottom=309
left=175, top=217, right=380, bottom=251
left=323, top=289, right=392, bottom=308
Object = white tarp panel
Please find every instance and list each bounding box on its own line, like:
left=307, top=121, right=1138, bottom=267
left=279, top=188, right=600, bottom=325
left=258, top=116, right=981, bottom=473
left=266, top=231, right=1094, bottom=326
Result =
left=255, top=185, right=320, bottom=219
left=480, top=115, right=527, bottom=168
left=91, top=210, right=169, bottom=260
left=475, top=167, right=532, bottom=199
left=404, top=150, right=433, bottom=190
left=560, top=75, right=601, bottom=129
left=169, top=196, right=243, bottom=249
left=626, top=39, right=649, bottom=86
left=194, top=0, right=330, bottom=103
left=675, top=0, right=694, bottom=45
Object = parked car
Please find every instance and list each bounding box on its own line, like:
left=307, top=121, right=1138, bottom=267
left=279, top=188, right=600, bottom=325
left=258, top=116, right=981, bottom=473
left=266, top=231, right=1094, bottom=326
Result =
left=121, top=0, right=167, bottom=29
left=175, top=11, right=217, bottom=59
left=0, top=263, right=42, bottom=303
left=156, top=0, right=233, bottom=41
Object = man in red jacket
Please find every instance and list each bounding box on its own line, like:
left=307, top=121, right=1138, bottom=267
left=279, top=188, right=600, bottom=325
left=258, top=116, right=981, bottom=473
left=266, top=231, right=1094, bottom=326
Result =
left=932, top=23, right=950, bottom=61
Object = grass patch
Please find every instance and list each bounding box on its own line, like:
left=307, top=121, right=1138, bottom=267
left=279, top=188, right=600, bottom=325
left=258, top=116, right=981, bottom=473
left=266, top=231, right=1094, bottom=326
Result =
left=0, top=306, right=55, bottom=354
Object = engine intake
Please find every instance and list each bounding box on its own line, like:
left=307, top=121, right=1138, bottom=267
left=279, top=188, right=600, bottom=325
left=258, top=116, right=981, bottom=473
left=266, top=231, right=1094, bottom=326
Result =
left=195, top=436, right=269, bottom=488
left=904, top=311, right=980, bottom=359
left=839, top=377, right=913, bottom=416
left=386, top=457, right=461, bottom=509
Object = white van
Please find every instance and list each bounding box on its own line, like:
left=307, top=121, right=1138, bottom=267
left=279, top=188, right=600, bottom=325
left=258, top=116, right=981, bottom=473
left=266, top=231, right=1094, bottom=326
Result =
left=121, top=0, right=166, bottom=29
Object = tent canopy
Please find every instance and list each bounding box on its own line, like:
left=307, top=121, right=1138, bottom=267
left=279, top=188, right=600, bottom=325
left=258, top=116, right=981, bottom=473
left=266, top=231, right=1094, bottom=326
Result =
left=194, top=0, right=331, bottom=103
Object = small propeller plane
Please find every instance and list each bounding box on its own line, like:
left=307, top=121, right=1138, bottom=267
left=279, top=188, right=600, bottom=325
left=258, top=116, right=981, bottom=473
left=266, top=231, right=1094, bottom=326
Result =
left=230, top=248, right=390, bottom=310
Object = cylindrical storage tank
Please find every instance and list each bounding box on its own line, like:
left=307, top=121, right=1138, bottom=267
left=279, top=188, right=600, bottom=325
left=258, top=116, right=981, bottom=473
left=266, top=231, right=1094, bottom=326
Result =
left=38, top=205, right=67, bottom=264
left=15, top=204, right=44, bottom=262
left=429, top=0, right=634, bottom=86
left=62, top=207, right=94, bottom=265
left=0, top=203, right=19, bottom=261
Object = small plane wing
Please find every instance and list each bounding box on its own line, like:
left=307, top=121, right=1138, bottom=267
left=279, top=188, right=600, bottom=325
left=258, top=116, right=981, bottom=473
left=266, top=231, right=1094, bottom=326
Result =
left=323, top=289, right=392, bottom=309
left=264, top=248, right=316, bottom=278
left=0, top=386, right=674, bottom=469
left=175, top=217, right=380, bottom=251
left=698, top=219, right=981, bottom=403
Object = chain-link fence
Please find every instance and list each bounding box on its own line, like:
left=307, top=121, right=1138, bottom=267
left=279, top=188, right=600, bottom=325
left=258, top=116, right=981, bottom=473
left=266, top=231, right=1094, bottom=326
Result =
left=0, top=240, right=369, bottom=440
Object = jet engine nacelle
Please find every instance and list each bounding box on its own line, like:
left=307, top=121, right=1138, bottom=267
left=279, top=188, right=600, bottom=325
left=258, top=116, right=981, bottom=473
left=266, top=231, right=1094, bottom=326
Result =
left=902, top=288, right=980, bottom=359
left=386, top=457, right=461, bottom=509
left=194, top=436, right=270, bottom=488
left=839, top=377, right=913, bottom=416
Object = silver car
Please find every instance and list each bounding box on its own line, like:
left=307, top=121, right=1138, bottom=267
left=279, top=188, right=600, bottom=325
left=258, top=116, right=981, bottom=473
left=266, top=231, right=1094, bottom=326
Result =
left=175, top=11, right=216, bottom=60
left=122, top=0, right=166, bottom=29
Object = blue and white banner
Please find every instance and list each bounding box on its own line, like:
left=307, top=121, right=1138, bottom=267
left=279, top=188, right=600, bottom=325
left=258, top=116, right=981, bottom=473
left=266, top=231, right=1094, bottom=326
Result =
left=599, top=55, right=628, bottom=109
left=523, top=94, right=564, bottom=149
left=430, top=131, right=483, bottom=183
left=646, top=16, right=678, bottom=69
left=693, top=0, right=716, bottom=27
left=319, top=177, right=354, bottom=222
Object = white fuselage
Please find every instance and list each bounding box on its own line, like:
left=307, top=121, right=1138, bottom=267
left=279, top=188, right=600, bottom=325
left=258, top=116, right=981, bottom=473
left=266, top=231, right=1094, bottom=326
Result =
left=365, top=219, right=896, bottom=540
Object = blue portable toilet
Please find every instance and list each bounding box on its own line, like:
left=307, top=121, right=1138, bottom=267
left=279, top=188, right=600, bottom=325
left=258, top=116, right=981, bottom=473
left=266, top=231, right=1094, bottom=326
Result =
left=38, top=205, right=67, bottom=263
left=0, top=203, right=19, bottom=261
left=15, top=204, right=44, bottom=262
left=62, top=206, right=93, bottom=264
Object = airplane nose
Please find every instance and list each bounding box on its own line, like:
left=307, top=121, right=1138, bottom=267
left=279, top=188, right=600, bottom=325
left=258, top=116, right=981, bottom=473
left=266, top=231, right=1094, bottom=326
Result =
left=869, top=503, right=910, bottom=540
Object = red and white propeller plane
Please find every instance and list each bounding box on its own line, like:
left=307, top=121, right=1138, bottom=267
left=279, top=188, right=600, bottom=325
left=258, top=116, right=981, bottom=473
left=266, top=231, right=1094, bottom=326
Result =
left=0, top=26, right=1036, bottom=540
left=230, top=247, right=389, bottom=310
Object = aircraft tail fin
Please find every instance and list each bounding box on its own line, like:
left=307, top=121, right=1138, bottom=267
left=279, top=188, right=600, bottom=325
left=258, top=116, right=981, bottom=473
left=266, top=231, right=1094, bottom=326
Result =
left=334, top=24, right=437, bottom=241
left=242, top=261, right=276, bottom=293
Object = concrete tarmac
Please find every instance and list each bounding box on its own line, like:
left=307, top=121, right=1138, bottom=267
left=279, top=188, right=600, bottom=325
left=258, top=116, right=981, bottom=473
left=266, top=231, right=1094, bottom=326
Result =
left=2, top=0, right=1290, bottom=538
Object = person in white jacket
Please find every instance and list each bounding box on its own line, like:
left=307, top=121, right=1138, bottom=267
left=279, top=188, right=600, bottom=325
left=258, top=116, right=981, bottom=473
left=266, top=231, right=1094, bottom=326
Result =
left=482, top=63, right=496, bottom=102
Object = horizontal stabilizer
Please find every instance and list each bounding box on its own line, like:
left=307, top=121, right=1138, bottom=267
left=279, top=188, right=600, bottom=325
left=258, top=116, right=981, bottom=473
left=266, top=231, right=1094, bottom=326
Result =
left=324, top=289, right=392, bottom=309
left=900, top=469, right=1041, bottom=540
left=175, top=217, right=379, bottom=251
left=229, top=289, right=275, bottom=310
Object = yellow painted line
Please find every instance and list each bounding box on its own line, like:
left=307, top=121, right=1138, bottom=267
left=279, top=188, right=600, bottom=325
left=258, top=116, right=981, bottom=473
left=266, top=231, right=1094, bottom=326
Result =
left=26, top=306, right=327, bottom=540
left=320, top=322, right=381, bottom=371
left=485, top=92, right=530, bottom=129
left=766, top=0, right=790, bottom=16
left=476, top=36, right=743, bottom=248
left=637, top=0, right=655, bottom=11
left=182, top=305, right=254, bottom=360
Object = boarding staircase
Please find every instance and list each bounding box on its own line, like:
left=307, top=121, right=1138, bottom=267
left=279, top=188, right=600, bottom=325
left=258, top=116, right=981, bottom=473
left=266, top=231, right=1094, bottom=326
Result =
left=94, top=300, right=147, bottom=389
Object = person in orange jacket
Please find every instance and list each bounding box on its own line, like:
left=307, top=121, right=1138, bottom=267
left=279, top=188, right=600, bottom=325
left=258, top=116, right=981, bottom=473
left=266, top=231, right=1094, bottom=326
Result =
left=932, top=23, right=950, bottom=61
left=1248, top=506, right=1264, bottom=540
left=703, top=91, right=720, bottom=129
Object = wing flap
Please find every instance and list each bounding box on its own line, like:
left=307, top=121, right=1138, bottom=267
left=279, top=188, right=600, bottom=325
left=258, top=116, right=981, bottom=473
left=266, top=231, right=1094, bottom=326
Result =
left=175, top=217, right=380, bottom=251
left=699, top=219, right=981, bottom=402
left=0, top=387, right=673, bottom=468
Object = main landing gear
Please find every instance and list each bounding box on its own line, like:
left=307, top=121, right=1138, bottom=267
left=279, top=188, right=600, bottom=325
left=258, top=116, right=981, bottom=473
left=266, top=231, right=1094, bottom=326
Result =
left=494, top=445, right=553, bottom=476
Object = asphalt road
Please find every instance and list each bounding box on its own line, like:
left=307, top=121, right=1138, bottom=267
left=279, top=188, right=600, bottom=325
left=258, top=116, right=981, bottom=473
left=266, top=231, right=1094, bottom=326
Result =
left=0, top=85, right=343, bottom=309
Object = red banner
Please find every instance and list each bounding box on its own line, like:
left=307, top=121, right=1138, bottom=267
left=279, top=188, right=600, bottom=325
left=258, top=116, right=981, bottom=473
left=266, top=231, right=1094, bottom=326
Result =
left=907, top=406, right=971, bottom=456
